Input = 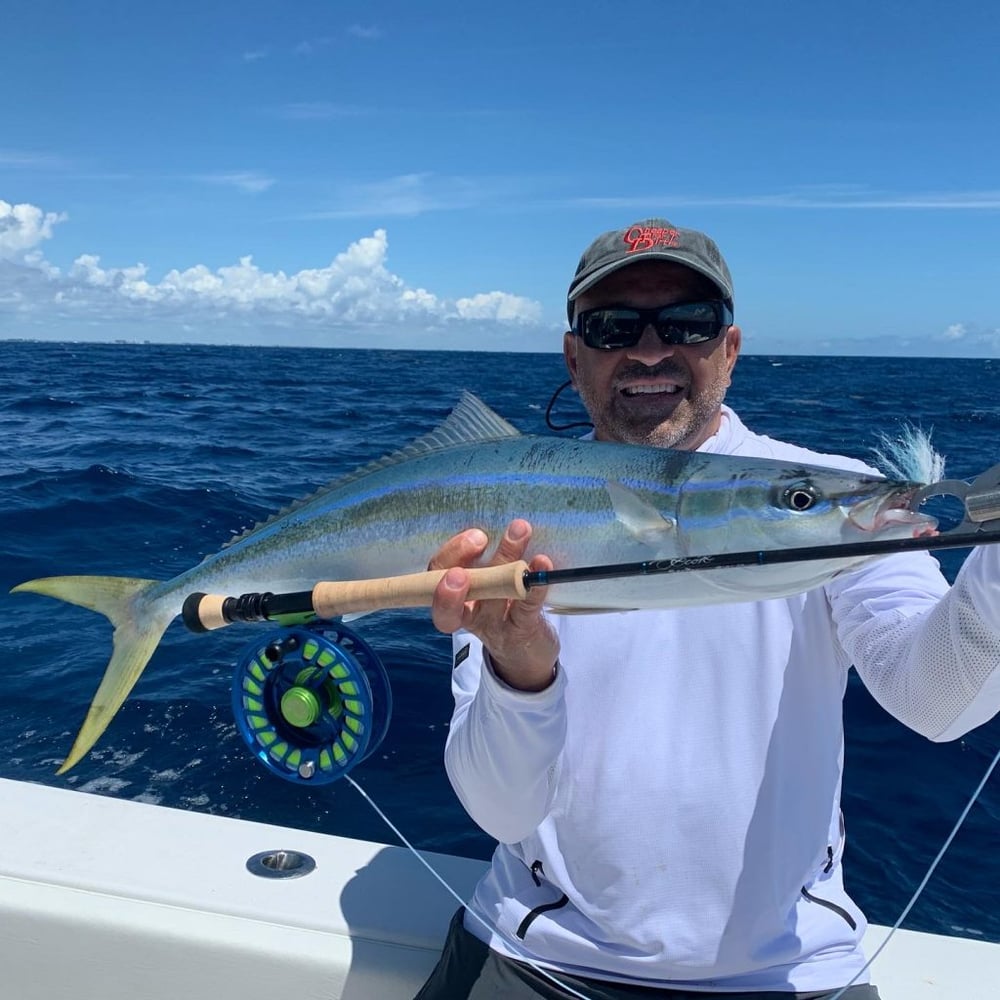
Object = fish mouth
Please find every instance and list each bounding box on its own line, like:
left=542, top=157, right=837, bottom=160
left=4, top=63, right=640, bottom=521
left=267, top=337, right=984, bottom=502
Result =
left=848, top=488, right=938, bottom=536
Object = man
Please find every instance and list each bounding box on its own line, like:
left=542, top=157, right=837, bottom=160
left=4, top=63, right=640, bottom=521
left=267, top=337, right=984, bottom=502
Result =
left=414, top=219, right=1000, bottom=999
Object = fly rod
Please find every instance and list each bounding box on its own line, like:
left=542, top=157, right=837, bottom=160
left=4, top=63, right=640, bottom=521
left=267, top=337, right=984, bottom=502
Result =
left=182, top=521, right=1000, bottom=633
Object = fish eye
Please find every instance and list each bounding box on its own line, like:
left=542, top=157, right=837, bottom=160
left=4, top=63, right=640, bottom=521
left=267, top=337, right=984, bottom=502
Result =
left=782, top=483, right=821, bottom=512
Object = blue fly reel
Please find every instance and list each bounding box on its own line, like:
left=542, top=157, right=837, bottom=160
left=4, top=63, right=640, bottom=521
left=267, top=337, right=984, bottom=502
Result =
left=231, top=619, right=392, bottom=784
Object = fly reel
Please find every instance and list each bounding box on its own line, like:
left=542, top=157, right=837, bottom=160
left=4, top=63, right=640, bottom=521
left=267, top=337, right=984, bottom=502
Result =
left=231, top=619, right=391, bottom=785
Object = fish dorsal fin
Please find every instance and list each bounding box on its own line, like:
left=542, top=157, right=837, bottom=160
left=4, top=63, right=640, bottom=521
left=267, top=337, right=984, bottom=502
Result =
left=221, top=392, right=521, bottom=549
left=407, top=390, right=522, bottom=451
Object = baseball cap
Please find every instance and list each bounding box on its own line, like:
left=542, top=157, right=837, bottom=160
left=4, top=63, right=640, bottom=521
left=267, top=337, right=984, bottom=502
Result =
left=567, top=218, right=734, bottom=324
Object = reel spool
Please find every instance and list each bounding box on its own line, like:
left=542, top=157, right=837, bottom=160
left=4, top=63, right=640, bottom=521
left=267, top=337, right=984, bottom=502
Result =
left=231, top=619, right=392, bottom=785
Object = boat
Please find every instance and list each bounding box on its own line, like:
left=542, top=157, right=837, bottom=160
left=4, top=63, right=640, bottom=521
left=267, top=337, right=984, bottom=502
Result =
left=2, top=776, right=998, bottom=999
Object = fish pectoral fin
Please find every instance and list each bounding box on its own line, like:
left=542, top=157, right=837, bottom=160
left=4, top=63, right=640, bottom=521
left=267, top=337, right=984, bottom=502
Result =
left=606, top=480, right=676, bottom=552
left=340, top=610, right=375, bottom=624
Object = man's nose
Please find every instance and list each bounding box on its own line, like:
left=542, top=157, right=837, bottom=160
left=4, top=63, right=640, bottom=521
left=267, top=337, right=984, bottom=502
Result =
left=625, top=324, right=674, bottom=363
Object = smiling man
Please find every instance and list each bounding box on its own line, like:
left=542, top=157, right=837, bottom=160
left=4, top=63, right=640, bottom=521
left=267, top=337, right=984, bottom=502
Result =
left=413, top=218, right=1000, bottom=1000
left=565, top=222, right=740, bottom=450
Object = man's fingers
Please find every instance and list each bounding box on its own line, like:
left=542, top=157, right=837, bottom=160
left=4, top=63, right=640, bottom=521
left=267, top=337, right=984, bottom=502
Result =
left=520, top=554, right=553, bottom=611
left=488, top=519, right=533, bottom=566
left=429, top=520, right=549, bottom=641
left=431, top=567, right=472, bottom=634
left=427, top=528, right=489, bottom=572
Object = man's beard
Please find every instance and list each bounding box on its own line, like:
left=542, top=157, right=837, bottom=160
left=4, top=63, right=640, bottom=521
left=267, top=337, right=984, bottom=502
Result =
left=578, top=362, right=729, bottom=450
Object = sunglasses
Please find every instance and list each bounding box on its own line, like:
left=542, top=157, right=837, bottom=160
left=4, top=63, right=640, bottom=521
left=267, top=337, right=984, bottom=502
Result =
left=573, top=300, right=734, bottom=350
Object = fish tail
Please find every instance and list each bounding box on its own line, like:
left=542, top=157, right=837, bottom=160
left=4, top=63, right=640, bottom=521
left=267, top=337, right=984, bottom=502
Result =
left=11, top=575, right=170, bottom=773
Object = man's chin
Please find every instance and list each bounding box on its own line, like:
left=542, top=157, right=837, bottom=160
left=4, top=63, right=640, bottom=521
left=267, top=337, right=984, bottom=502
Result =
left=613, top=392, right=679, bottom=429
left=603, top=410, right=690, bottom=449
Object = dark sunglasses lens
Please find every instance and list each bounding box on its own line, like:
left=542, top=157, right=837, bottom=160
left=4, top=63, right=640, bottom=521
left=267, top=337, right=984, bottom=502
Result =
left=656, top=302, right=723, bottom=344
left=581, top=310, right=643, bottom=349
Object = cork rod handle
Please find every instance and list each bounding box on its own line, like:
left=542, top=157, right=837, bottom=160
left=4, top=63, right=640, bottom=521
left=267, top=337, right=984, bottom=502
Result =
left=183, top=561, right=532, bottom=632
left=311, top=561, right=530, bottom=617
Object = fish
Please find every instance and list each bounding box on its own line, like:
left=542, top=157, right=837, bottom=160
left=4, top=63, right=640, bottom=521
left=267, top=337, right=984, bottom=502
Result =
left=12, top=392, right=936, bottom=773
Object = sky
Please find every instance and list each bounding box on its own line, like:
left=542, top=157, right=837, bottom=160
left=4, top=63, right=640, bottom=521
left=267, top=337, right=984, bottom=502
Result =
left=2, top=0, right=999, bottom=356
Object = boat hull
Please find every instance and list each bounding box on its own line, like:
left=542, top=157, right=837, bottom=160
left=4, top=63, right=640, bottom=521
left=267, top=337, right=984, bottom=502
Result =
left=0, top=778, right=996, bottom=999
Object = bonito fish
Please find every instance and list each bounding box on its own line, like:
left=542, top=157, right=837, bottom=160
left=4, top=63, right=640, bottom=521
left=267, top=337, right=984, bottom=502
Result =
left=13, top=393, right=935, bottom=772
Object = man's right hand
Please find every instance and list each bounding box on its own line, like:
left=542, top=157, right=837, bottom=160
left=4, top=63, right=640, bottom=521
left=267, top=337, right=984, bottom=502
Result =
left=428, top=519, right=560, bottom=692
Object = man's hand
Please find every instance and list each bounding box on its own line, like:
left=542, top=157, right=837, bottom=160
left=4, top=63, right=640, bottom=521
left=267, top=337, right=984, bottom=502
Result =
left=428, top=519, right=560, bottom=692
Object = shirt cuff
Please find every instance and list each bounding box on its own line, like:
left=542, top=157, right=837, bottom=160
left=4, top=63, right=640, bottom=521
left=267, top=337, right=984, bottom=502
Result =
left=480, top=650, right=566, bottom=708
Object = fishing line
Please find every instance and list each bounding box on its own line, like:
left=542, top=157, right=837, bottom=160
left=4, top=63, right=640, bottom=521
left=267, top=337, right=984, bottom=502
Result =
left=231, top=613, right=999, bottom=998
left=344, top=774, right=596, bottom=1000
left=349, top=738, right=999, bottom=1000
left=825, top=743, right=1000, bottom=1000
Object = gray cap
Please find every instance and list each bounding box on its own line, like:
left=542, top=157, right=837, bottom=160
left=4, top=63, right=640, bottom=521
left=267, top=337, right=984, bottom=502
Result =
left=567, top=218, right=734, bottom=324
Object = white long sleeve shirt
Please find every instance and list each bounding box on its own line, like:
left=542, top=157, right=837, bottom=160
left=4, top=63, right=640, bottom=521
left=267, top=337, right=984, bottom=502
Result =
left=445, top=406, right=1000, bottom=992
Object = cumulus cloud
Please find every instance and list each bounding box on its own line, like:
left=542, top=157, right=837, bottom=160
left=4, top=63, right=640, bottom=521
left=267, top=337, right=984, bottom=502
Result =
left=0, top=200, right=67, bottom=258
left=0, top=200, right=546, bottom=348
left=63, top=230, right=539, bottom=324
left=933, top=322, right=1000, bottom=353
left=456, top=292, right=542, bottom=323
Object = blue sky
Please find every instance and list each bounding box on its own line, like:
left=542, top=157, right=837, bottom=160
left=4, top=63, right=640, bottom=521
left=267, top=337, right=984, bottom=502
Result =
left=2, top=0, right=998, bottom=355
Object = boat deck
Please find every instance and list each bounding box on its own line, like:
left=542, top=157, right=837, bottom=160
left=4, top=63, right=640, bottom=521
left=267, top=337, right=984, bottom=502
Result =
left=0, top=778, right=996, bottom=999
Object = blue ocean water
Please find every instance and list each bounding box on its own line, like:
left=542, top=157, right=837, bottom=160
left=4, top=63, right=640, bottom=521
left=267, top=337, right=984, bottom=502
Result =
left=2, top=340, right=999, bottom=942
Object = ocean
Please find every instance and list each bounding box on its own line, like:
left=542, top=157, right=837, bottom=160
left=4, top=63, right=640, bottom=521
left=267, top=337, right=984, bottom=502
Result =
left=2, top=340, right=998, bottom=943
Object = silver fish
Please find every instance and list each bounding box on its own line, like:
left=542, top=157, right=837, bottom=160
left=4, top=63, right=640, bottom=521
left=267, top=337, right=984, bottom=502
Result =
left=13, top=393, right=935, bottom=772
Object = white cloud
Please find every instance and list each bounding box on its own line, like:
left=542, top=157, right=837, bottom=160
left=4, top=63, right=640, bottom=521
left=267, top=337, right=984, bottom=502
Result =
left=455, top=292, right=542, bottom=323
left=275, top=102, right=370, bottom=120
left=0, top=204, right=545, bottom=348
left=61, top=230, right=544, bottom=325
left=305, top=172, right=501, bottom=219
left=576, top=187, right=1000, bottom=210
left=196, top=171, right=275, bottom=194
left=294, top=37, right=334, bottom=57
left=348, top=24, right=382, bottom=40
left=0, top=200, right=67, bottom=258
left=0, top=150, right=69, bottom=169
left=933, top=322, right=1000, bottom=353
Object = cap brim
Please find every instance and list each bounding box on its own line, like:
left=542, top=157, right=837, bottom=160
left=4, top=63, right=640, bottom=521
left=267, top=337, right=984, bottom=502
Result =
left=568, top=251, right=733, bottom=306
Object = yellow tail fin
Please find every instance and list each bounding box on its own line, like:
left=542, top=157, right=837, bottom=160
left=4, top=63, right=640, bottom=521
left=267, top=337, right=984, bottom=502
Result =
left=11, top=575, right=170, bottom=772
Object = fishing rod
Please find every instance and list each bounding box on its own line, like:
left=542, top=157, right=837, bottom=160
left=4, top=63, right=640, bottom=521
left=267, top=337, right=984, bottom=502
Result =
left=182, top=464, right=1000, bottom=632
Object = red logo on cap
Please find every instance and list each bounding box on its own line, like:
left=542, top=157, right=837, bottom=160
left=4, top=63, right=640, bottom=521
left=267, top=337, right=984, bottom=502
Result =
left=624, top=226, right=680, bottom=253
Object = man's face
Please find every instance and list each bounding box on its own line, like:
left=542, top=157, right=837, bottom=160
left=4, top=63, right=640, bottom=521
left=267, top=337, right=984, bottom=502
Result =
left=564, top=261, right=741, bottom=450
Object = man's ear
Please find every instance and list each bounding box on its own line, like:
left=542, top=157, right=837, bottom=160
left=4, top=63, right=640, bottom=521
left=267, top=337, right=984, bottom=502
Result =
left=563, top=330, right=578, bottom=385
left=724, top=325, right=742, bottom=378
